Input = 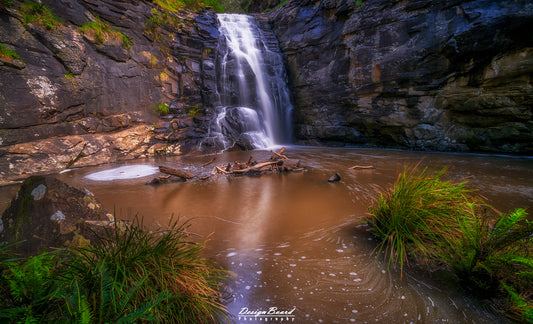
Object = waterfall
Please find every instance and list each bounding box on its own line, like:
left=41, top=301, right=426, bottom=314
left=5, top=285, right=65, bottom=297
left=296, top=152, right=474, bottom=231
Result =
left=204, top=13, right=293, bottom=151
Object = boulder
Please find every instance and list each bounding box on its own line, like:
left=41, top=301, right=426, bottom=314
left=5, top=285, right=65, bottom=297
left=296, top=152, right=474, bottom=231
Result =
left=0, top=176, right=113, bottom=256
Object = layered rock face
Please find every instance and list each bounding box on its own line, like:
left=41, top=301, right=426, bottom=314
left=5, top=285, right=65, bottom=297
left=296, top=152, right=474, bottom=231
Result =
left=0, top=0, right=219, bottom=182
left=269, top=0, right=533, bottom=153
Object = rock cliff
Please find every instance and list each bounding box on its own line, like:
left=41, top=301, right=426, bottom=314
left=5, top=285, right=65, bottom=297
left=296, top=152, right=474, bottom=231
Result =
left=268, top=0, right=533, bottom=153
left=0, top=0, right=219, bottom=182
left=1, top=0, right=532, bottom=183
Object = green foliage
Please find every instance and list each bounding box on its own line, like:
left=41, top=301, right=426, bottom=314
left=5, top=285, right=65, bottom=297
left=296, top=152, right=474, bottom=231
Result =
left=20, top=1, right=60, bottom=30
left=0, top=218, right=231, bottom=323
left=366, top=165, right=533, bottom=320
left=0, top=0, right=14, bottom=8
left=70, top=217, right=231, bottom=323
left=152, top=0, right=223, bottom=13
left=79, top=17, right=133, bottom=49
left=0, top=43, right=21, bottom=61
left=367, top=165, right=477, bottom=272
left=158, top=103, right=170, bottom=115
left=0, top=245, right=65, bottom=323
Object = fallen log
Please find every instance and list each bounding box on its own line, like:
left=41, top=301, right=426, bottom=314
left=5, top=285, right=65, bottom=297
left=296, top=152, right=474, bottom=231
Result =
left=348, top=165, right=375, bottom=170
left=159, top=166, right=195, bottom=180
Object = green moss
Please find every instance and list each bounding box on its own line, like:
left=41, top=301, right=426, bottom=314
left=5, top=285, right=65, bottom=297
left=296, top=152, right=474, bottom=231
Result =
left=157, top=103, right=170, bottom=115
left=20, top=1, right=60, bottom=30
left=0, top=43, right=22, bottom=61
left=11, top=188, right=33, bottom=243
left=79, top=17, right=133, bottom=49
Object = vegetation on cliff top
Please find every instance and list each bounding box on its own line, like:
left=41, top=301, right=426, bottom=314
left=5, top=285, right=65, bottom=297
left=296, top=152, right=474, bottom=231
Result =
left=20, top=1, right=60, bottom=29
left=366, top=165, right=533, bottom=322
left=150, top=0, right=223, bottom=13
left=0, top=218, right=231, bottom=323
left=79, top=16, right=133, bottom=49
left=0, top=43, right=21, bottom=61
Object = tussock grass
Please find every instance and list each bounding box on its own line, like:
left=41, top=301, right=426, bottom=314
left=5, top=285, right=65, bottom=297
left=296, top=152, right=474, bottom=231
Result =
left=0, top=217, right=231, bottom=323
left=366, top=164, right=533, bottom=321
left=367, top=165, right=479, bottom=272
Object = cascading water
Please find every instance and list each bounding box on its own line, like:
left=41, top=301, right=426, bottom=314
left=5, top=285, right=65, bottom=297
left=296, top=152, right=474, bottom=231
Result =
left=204, top=14, right=293, bottom=150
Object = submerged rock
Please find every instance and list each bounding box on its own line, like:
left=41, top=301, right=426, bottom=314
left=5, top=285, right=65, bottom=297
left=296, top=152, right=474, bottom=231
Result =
left=328, top=172, right=341, bottom=183
left=0, top=176, right=113, bottom=256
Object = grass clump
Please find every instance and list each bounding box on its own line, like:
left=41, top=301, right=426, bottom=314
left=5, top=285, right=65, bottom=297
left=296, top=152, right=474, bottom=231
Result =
left=367, top=165, right=477, bottom=271
left=0, top=218, right=231, bottom=323
left=0, top=43, right=21, bottom=61
left=79, top=16, right=133, bottom=49
left=366, top=165, right=533, bottom=321
left=20, top=1, right=60, bottom=30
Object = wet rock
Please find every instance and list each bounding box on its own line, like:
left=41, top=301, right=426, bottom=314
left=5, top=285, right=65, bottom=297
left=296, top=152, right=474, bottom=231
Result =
left=268, top=0, right=533, bottom=154
left=0, top=176, right=111, bottom=256
left=0, top=125, right=160, bottom=182
left=328, top=172, right=341, bottom=183
left=0, top=1, right=220, bottom=180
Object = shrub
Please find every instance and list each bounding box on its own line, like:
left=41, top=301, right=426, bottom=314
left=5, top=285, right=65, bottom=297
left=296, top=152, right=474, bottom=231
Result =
left=20, top=1, right=60, bottom=30
left=79, top=17, right=133, bottom=49
left=366, top=165, right=533, bottom=320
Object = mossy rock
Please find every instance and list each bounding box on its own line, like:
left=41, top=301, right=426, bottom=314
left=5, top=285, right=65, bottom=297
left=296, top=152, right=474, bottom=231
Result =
left=0, top=176, right=111, bottom=256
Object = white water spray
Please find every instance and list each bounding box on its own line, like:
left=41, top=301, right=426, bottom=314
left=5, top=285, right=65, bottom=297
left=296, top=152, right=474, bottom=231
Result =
left=206, top=14, right=293, bottom=150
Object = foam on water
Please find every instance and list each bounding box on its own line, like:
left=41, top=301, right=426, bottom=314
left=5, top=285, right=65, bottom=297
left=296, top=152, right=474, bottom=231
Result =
left=85, top=165, right=158, bottom=181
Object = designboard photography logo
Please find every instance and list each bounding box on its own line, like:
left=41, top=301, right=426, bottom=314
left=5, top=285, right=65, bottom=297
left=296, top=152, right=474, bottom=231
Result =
left=238, top=306, right=296, bottom=322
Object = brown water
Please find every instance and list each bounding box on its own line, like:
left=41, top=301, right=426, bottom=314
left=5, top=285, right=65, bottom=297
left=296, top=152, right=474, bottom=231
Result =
left=1, top=146, right=532, bottom=323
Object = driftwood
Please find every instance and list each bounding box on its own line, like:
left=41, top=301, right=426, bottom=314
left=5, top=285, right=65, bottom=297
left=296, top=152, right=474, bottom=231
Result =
left=212, top=147, right=305, bottom=176
left=270, top=147, right=288, bottom=160
left=149, top=147, right=305, bottom=184
left=348, top=165, right=375, bottom=170
left=231, top=161, right=280, bottom=174
left=201, top=156, right=217, bottom=167
left=159, top=166, right=195, bottom=180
